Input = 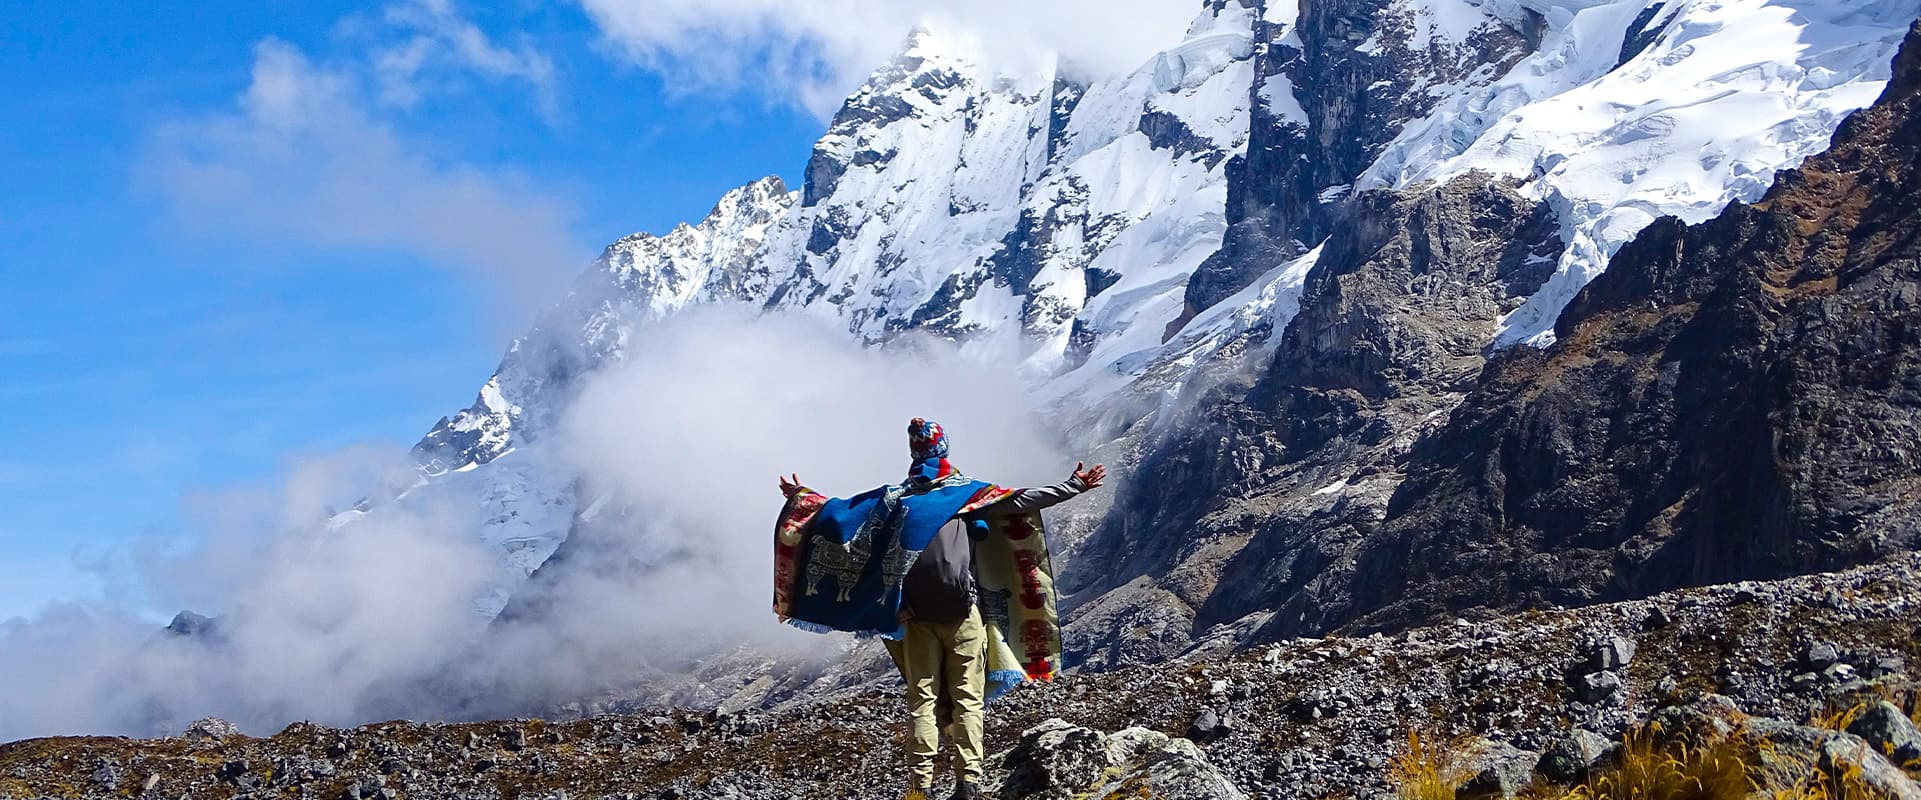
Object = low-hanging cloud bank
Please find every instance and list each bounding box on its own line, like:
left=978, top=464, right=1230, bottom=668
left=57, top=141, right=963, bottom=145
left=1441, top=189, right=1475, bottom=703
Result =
left=0, top=308, right=1068, bottom=741
left=407, top=307, right=1073, bottom=717
left=0, top=443, right=500, bottom=740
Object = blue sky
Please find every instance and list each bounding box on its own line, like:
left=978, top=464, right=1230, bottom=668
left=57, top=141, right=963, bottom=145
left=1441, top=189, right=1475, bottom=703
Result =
left=0, top=0, right=829, bottom=619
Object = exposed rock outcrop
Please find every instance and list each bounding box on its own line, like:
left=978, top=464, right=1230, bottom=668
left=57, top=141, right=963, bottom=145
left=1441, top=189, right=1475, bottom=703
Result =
left=1066, top=174, right=1562, bottom=663
left=1067, top=20, right=1921, bottom=661
left=996, top=719, right=1247, bottom=800
left=1349, top=19, right=1921, bottom=632
left=1175, top=0, right=1537, bottom=331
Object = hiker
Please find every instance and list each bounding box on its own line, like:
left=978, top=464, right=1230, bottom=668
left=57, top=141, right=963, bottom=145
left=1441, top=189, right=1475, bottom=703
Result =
left=777, top=418, right=1104, bottom=800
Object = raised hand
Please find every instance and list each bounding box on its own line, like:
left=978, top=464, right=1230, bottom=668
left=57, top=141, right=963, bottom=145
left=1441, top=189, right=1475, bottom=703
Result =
left=1073, top=461, right=1107, bottom=490
left=779, top=473, right=804, bottom=498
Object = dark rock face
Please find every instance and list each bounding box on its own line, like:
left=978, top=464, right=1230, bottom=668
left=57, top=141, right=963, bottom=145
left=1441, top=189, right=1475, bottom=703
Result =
left=1140, top=109, right=1223, bottom=165
left=1616, top=2, right=1670, bottom=67
left=977, top=176, right=1092, bottom=319
left=1174, top=0, right=1538, bottom=333
left=165, top=611, right=219, bottom=639
left=1347, top=20, right=1921, bottom=632
left=1063, top=177, right=1561, bottom=661
left=1068, top=22, right=1921, bottom=659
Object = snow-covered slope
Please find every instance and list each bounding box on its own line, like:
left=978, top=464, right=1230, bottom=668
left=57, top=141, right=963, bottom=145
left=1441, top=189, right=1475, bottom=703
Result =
left=755, top=6, right=1258, bottom=378
left=370, top=0, right=1920, bottom=625
left=1364, top=0, right=1921, bottom=344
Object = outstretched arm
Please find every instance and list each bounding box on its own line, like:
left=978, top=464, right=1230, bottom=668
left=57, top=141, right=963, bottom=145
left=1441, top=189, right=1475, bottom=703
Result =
left=1000, top=462, right=1106, bottom=512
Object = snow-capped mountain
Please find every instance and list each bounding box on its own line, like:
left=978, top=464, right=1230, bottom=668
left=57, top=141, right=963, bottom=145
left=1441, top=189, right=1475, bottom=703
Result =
left=412, top=177, right=795, bottom=475
left=373, top=0, right=1920, bottom=648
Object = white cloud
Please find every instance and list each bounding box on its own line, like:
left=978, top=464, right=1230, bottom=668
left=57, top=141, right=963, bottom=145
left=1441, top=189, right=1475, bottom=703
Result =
left=372, top=0, right=560, bottom=120
left=0, top=443, right=499, bottom=739
left=0, top=309, right=1077, bottom=739
left=138, top=37, right=587, bottom=311
left=398, top=307, right=1075, bottom=715
left=577, top=0, right=1203, bottom=118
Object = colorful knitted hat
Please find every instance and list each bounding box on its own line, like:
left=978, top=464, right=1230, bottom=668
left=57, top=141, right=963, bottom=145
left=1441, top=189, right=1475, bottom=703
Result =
left=908, top=417, right=949, bottom=461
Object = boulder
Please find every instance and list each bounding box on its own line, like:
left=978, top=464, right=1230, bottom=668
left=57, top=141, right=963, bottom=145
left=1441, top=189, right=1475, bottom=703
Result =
left=1582, top=637, right=1637, bottom=673
left=1187, top=707, right=1228, bottom=742
left=89, top=763, right=123, bottom=789
left=1649, top=695, right=1745, bottom=740
left=1846, top=701, right=1921, bottom=765
left=1535, top=728, right=1616, bottom=784
left=182, top=717, right=240, bottom=740
left=997, top=718, right=1248, bottom=800
left=1457, top=741, right=1538, bottom=800
left=1573, top=671, right=1623, bottom=703
left=1746, top=718, right=1921, bottom=800
left=1805, top=643, right=1842, bottom=670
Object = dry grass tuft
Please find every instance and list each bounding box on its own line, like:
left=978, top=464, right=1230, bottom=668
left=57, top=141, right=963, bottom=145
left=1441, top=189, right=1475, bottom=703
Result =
left=1389, top=730, right=1476, bottom=800
left=1811, top=703, right=1867, bottom=734
left=1563, top=723, right=1753, bottom=800
left=1758, top=742, right=1885, bottom=800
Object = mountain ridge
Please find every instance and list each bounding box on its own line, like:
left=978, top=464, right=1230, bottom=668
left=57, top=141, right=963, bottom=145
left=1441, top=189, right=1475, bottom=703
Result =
left=357, top=0, right=1921, bottom=720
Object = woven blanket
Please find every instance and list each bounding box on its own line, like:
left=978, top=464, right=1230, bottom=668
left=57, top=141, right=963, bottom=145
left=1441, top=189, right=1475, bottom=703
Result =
left=970, top=507, right=1062, bottom=691
left=774, top=477, right=1062, bottom=696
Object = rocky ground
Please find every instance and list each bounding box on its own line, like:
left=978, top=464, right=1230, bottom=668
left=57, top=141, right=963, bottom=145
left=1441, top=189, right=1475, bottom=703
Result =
left=9, top=554, right=1921, bottom=800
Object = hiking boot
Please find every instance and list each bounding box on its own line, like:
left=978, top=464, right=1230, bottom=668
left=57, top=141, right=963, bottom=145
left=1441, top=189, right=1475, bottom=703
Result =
left=949, top=781, right=981, bottom=800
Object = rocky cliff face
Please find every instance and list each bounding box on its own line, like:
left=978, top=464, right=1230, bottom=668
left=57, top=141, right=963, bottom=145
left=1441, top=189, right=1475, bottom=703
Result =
left=1348, top=18, right=1921, bottom=631
left=1176, top=0, right=1535, bottom=329
left=1066, top=175, right=1563, bottom=666
left=1071, top=20, right=1921, bottom=666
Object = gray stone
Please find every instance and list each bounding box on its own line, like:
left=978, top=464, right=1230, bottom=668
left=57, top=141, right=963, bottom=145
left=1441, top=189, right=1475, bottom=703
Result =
left=1649, top=695, right=1745, bottom=740
left=998, top=718, right=1248, bottom=800
left=1583, top=637, right=1637, bottom=673
left=1573, top=671, right=1623, bottom=703
left=1535, top=728, right=1615, bottom=784
left=1748, top=718, right=1921, bottom=800
left=1457, top=741, right=1539, bottom=800
left=1187, top=707, right=1228, bottom=742
left=1846, top=701, right=1921, bottom=765
left=183, top=717, right=240, bottom=740
left=1806, top=642, right=1842, bottom=669
left=215, top=759, right=250, bottom=783
left=90, top=764, right=123, bottom=788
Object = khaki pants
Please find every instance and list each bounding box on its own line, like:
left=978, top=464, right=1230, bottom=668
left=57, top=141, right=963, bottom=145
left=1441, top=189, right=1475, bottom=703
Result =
left=895, top=606, right=986, bottom=789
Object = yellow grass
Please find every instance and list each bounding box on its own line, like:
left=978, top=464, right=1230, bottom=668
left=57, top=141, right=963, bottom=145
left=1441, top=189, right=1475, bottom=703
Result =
left=1389, top=730, right=1475, bottom=800
left=1563, top=723, right=1753, bottom=800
